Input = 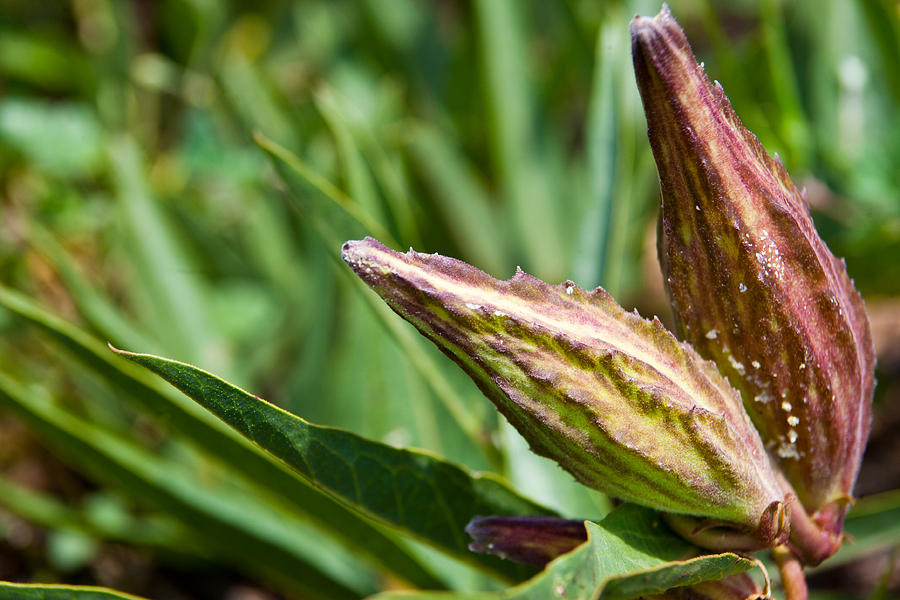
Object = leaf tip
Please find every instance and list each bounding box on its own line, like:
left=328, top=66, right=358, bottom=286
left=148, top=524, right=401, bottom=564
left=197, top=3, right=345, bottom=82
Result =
left=107, top=342, right=127, bottom=355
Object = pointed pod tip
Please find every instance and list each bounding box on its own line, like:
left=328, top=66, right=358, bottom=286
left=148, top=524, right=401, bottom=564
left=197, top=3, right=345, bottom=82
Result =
left=341, top=237, right=388, bottom=271
left=340, top=235, right=380, bottom=255
left=629, top=16, right=655, bottom=49
left=630, top=5, right=693, bottom=90
left=630, top=4, right=675, bottom=35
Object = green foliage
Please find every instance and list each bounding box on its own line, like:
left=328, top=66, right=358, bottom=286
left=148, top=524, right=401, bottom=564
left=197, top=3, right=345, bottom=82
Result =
left=115, top=347, right=550, bottom=582
left=0, top=582, right=146, bottom=600
left=373, top=505, right=759, bottom=600
left=0, top=1, right=898, bottom=598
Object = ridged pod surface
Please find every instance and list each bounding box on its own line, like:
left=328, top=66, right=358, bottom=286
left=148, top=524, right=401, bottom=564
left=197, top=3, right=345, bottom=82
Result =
left=631, top=6, right=875, bottom=519
left=342, top=237, right=785, bottom=544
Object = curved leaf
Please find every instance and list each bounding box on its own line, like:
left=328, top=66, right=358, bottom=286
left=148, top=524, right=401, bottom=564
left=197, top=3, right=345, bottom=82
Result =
left=0, top=285, right=441, bottom=589
left=0, top=582, right=147, bottom=600
left=115, top=348, right=556, bottom=580
left=0, top=373, right=367, bottom=600
left=371, top=505, right=759, bottom=600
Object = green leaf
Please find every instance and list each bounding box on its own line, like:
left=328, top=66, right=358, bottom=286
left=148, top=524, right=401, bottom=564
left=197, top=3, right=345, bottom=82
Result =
left=405, top=125, right=508, bottom=276
left=857, top=0, right=900, bottom=102
left=472, top=0, right=564, bottom=280
left=0, top=30, right=94, bottom=93
left=254, top=131, right=400, bottom=248
left=371, top=505, right=759, bottom=600
left=315, top=83, right=421, bottom=247
left=115, top=348, right=556, bottom=581
left=24, top=223, right=158, bottom=353
left=0, top=373, right=369, bottom=600
left=106, top=134, right=219, bottom=369
left=0, top=473, right=188, bottom=554
left=238, top=146, right=504, bottom=468
left=758, top=0, right=812, bottom=166
left=0, top=99, right=104, bottom=177
left=0, top=582, right=147, bottom=600
left=0, top=285, right=442, bottom=589
left=315, top=85, right=389, bottom=235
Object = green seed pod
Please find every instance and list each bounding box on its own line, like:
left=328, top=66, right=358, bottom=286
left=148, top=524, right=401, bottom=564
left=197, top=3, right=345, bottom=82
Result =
left=631, top=5, right=875, bottom=530
left=342, top=237, right=787, bottom=549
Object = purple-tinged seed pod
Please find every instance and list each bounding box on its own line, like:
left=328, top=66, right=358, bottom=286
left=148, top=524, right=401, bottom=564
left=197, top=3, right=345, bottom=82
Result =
left=342, top=237, right=787, bottom=550
left=631, top=5, right=875, bottom=560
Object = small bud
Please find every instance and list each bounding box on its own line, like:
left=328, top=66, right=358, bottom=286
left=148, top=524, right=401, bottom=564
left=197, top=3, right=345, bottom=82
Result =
left=342, top=237, right=787, bottom=549
left=631, top=5, right=875, bottom=536
left=466, top=516, right=587, bottom=567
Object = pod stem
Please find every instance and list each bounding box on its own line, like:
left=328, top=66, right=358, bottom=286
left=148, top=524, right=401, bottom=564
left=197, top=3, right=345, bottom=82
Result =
left=772, top=544, right=808, bottom=600
left=778, top=475, right=844, bottom=565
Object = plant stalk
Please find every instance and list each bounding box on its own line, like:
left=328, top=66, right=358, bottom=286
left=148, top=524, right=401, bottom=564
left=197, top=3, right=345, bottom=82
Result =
left=772, top=545, right=808, bottom=600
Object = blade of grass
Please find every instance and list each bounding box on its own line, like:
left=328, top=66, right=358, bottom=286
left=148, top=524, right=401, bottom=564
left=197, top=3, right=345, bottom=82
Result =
left=217, top=52, right=298, bottom=149
left=0, top=475, right=186, bottom=551
left=472, top=0, right=564, bottom=279
left=0, top=474, right=90, bottom=534
left=25, top=223, right=158, bottom=353
left=857, top=0, right=900, bottom=102
left=0, top=29, right=95, bottom=94
left=695, top=0, right=771, bottom=139
left=106, top=134, right=219, bottom=370
left=314, top=85, right=390, bottom=233
left=317, top=83, right=421, bottom=247
left=573, top=19, right=618, bottom=290
left=577, top=13, right=649, bottom=298
left=405, top=125, right=508, bottom=276
left=254, top=131, right=399, bottom=247
left=356, top=126, right=422, bottom=249
left=759, top=0, right=812, bottom=166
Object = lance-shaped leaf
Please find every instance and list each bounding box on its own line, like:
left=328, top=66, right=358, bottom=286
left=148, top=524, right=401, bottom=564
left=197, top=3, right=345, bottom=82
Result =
left=631, top=6, right=875, bottom=533
left=342, top=237, right=786, bottom=548
left=113, top=347, right=551, bottom=581
left=0, top=582, right=148, bottom=600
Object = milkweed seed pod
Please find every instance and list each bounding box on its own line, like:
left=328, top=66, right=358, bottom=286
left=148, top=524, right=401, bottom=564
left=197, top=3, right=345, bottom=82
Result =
left=342, top=237, right=787, bottom=549
left=631, top=4, right=875, bottom=545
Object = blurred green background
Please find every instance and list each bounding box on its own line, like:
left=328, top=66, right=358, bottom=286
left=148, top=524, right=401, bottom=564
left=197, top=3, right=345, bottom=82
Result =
left=1, top=0, right=899, bottom=598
